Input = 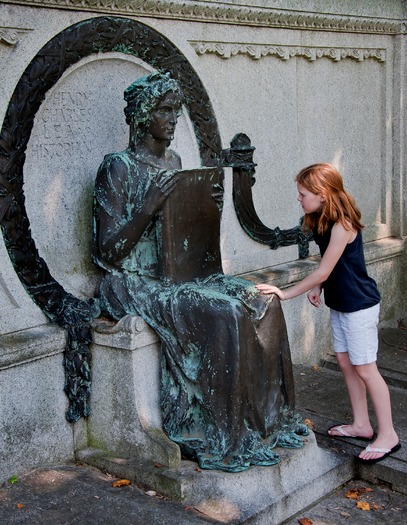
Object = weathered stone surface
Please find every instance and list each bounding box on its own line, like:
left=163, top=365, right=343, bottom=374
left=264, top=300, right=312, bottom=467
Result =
left=0, top=326, right=73, bottom=484
left=0, top=238, right=47, bottom=334
left=88, top=316, right=180, bottom=468
left=79, top=431, right=354, bottom=524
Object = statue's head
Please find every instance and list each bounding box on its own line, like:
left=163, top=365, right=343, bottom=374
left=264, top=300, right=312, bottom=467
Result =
left=124, top=72, right=183, bottom=132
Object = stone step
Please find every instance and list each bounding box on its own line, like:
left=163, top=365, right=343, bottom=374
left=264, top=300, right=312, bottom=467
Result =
left=78, top=431, right=354, bottom=524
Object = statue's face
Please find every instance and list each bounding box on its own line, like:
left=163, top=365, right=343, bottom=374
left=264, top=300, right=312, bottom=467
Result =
left=147, top=92, right=182, bottom=142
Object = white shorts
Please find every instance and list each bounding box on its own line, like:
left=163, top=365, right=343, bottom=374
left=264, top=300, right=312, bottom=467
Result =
left=330, top=303, right=380, bottom=366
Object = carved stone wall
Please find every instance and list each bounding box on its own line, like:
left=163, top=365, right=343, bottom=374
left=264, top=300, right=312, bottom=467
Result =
left=1, top=0, right=405, bottom=33
left=0, top=0, right=405, bottom=480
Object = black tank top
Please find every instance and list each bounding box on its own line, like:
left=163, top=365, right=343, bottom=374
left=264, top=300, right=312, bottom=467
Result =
left=313, top=223, right=380, bottom=312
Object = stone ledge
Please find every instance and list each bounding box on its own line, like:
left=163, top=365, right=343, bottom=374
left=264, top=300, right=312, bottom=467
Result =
left=0, top=325, right=66, bottom=370
left=240, top=237, right=406, bottom=288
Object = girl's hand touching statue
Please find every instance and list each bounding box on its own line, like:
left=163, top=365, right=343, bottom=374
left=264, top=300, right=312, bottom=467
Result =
left=256, top=283, right=286, bottom=301
left=256, top=282, right=322, bottom=306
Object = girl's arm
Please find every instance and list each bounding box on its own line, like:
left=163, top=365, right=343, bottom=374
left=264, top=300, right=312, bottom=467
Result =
left=256, top=222, right=355, bottom=301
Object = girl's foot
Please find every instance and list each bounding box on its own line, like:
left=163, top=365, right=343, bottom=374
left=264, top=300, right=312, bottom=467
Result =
left=358, top=431, right=400, bottom=461
left=328, top=424, right=375, bottom=441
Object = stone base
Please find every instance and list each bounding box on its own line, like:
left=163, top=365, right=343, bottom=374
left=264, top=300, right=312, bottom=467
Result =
left=0, top=325, right=74, bottom=483
left=89, top=316, right=181, bottom=469
left=78, top=431, right=354, bottom=524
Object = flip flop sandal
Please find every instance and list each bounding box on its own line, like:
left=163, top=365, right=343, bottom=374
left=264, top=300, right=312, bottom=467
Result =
left=328, top=424, right=375, bottom=442
left=358, top=442, right=402, bottom=464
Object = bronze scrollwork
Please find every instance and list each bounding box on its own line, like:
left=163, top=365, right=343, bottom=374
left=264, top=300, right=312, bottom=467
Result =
left=223, top=133, right=312, bottom=258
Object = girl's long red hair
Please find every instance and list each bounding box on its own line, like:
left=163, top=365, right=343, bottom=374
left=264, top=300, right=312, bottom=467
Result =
left=296, top=163, right=364, bottom=234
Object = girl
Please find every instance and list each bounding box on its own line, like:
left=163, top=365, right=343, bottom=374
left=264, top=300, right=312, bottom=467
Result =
left=256, top=163, right=400, bottom=463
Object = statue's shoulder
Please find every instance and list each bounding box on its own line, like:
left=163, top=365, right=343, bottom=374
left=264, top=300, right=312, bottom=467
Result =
left=96, top=150, right=134, bottom=190
left=98, top=150, right=135, bottom=177
left=101, top=149, right=131, bottom=166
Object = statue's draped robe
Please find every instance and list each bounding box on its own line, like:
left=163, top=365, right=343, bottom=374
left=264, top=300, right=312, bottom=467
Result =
left=93, top=150, right=307, bottom=472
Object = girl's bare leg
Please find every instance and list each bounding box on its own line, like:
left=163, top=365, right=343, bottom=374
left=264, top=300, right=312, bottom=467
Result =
left=355, top=362, right=399, bottom=460
left=331, top=352, right=374, bottom=438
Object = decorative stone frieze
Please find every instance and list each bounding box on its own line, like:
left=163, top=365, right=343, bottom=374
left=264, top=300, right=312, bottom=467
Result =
left=190, top=42, right=387, bottom=62
left=1, top=0, right=406, bottom=34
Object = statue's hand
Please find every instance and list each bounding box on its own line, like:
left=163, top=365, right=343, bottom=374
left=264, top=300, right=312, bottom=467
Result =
left=145, top=169, right=179, bottom=211
left=156, top=169, right=179, bottom=196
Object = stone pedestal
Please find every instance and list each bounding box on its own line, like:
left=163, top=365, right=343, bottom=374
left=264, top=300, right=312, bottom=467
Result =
left=83, top=315, right=354, bottom=523
left=79, top=431, right=354, bottom=524
left=88, top=315, right=180, bottom=468
left=0, top=325, right=74, bottom=483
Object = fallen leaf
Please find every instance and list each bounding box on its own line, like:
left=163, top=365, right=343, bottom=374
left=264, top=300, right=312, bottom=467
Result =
left=8, top=475, right=18, bottom=484
left=112, top=479, right=131, bottom=487
left=304, top=418, right=314, bottom=430
left=145, top=490, right=157, bottom=497
left=298, top=518, right=313, bottom=525
left=154, top=463, right=163, bottom=468
left=356, top=501, right=371, bottom=511
left=340, top=511, right=351, bottom=517
left=372, top=504, right=382, bottom=510
left=194, top=467, right=202, bottom=472
left=359, top=487, right=373, bottom=493
left=345, top=489, right=359, bottom=500
left=311, top=365, right=320, bottom=371
left=16, top=503, right=24, bottom=509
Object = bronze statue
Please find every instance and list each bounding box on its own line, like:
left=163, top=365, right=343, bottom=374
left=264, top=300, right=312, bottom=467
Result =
left=92, top=72, right=307, bottom=472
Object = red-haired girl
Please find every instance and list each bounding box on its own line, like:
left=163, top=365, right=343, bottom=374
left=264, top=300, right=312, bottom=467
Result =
left=257, top=163, right=400, bottom=463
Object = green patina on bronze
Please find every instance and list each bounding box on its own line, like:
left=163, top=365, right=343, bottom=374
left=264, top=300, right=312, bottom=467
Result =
left=92, top=72, right=308, bottom=473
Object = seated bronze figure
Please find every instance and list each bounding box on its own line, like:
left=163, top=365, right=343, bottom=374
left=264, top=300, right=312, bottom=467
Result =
left=92, top=72, right=307, bottom=472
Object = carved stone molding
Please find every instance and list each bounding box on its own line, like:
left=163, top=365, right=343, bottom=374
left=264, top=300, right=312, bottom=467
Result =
left=1, top=0, right=406, bottom=35
left=0, top=27, right=30, bottom=46
left=190, top=42, right=387, bottom=63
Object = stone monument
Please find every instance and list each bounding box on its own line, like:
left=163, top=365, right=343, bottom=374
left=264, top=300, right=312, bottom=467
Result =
left=1, top=2, right=405, bottom=522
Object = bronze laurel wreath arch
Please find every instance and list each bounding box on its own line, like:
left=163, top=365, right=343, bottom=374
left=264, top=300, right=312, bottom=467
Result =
left=0, top=16, right=222, bottom=422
